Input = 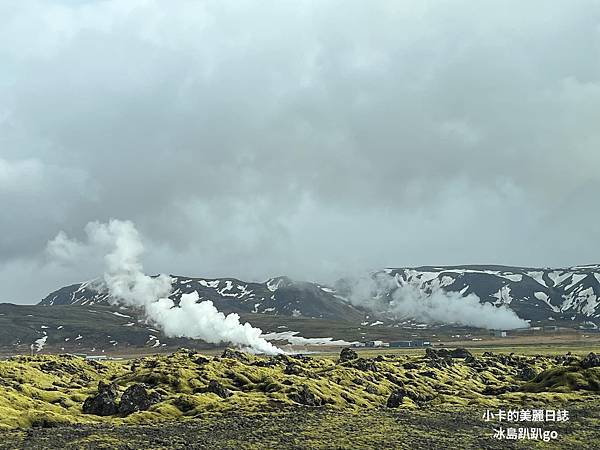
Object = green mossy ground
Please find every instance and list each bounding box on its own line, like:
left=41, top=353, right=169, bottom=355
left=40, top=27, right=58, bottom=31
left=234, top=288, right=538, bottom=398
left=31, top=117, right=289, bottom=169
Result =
left=0, top=349, right=598, bottom=448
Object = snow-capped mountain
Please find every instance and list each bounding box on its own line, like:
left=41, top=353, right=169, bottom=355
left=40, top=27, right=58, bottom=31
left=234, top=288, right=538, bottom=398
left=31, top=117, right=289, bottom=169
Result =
left=377, top=265, right=600, bottom=326
left=38, top=275, right=366, bottom=322
left=38, top=265, right=600, bottom=327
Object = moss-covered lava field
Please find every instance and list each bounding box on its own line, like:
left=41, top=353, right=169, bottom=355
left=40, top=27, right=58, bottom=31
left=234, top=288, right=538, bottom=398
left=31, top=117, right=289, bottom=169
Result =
left=0, top=347, right=598, bottom=449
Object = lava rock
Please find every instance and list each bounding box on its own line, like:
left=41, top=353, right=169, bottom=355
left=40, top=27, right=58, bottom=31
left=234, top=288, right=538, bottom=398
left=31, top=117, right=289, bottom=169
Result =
left=427, top=357, right=453, bottom=369
left=353, top=358, right=378, bottom=372
left=221, top=348, right=250, bottom=362
left=464, top=355, right=477, bottom=364
left=384, top=373, right=404, bottom=387
left=518, top=366, right=538, bottom=381
left=290, top=354, right=312, bottom=362
left=39, top=361, right=79, bottom=375
left=118, top=384, right=152, bottom=416
left=290, top=384, right=322, bottom=406
left=581, top=352, right=600, bottom=369
left=173, top=395, right=197, bottom=413
left=82, top=382, right=119, bottom=416
left=97, top=381, right=118, bottom=397
left=425, top=348, right=442, bottom=358
left=284, top=363, right=302, bottom=375
left=419, top=370, right=438, bottom=379
left=272, top=354, right=292, bottom=365
left=386, top=389, right=405, bottom=408
left=206, top=380, right=231, bottom=399
left=194, top=356, right=210, bottom=365
left=252, top=359, right=278, bottom=368
left=449, top=348, right=473, bottom=359
left=483, top=385, right=519, bottom=395
left=365, top=385, right=379, bottom=394
left=339, top=347, right=358, bottom=362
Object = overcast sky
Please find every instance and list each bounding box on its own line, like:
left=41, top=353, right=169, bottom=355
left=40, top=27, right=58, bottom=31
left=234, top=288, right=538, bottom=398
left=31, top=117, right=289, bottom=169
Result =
left=1, top=0, right=599, bottom=303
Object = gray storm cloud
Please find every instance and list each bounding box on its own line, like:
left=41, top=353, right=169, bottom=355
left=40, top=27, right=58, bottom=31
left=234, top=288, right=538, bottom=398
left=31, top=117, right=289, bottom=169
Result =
left=1, top=1, right=599, bottom=302
left=345, top=273, right=529, bottom=330
left=47, top=219, right=282, bottom=354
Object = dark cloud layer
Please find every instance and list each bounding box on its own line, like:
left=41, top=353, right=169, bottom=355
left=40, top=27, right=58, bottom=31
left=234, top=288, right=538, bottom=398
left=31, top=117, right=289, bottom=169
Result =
left=1, top=1, right=599, bottom=303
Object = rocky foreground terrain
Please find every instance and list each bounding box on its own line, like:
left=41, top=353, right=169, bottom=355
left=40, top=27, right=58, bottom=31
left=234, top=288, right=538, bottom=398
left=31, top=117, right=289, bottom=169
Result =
left=0, top=348, right=598, bottom=449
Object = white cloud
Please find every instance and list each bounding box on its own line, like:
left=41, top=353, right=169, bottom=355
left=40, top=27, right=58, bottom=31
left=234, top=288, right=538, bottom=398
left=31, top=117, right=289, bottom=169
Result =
left=0, top=0, right=599, bottom=302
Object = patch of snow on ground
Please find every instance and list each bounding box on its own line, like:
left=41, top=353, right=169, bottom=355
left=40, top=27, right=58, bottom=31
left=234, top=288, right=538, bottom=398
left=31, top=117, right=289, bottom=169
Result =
left=370, top=321, right=383, bottom=326
left=112, top=311, right=131, bottom=318
left=533, top=292, right=559, bottom=312
left=526, top=271, right=547, bottom=288
left=579, top=288, right=598, bottom=315
left=534, top=292, right=549, bottom=301
left=33, top=336, right=47, bottom=352
left=405, top=270, right=439, bottom=284
left=548, top=271, right=571, bottom=286
left=501, top=273, right=523, bottom=282
left=199, top=279, right=219, bottom=288
left=262, top=331, right=355, bottom=346
left=266, top=278, right=287, bottom=292
left=564, top=274, right=587, bottom=290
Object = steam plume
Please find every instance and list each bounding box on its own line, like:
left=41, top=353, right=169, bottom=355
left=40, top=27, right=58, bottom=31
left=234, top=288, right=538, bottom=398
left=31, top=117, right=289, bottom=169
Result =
left=346, top=273, right=529, bottom=330
left=49, top=219, right=282, bottom=354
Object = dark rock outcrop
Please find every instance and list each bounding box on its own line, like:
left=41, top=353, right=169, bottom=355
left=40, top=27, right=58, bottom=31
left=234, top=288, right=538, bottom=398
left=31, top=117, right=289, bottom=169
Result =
left=118, top=384, right=153, bottom=416
left=449, top=348, right=473, bottom=359
left=352, top=358, right=378, bottom=372
left=221, top=348, right=250, bottom=362
left=284, top=363, right=302, bottom=375
left=386, top=389, right=404, bottom=408
left=339, top=347, right=358, bottom=362
left=290, top=384, right=322, bottom=406
left=82, top=381, right=118, bottom=416
left=206, top=380, right=231, bottom=399
left=581, top=352, right=600, bottom=369
left=428, top=348, right=473, bottom=359
left=518, top=366, right=538, bottom=381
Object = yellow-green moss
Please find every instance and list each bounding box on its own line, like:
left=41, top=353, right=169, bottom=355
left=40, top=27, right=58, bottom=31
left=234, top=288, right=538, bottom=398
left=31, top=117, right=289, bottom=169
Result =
left=0, top=349, right=597, bottom=429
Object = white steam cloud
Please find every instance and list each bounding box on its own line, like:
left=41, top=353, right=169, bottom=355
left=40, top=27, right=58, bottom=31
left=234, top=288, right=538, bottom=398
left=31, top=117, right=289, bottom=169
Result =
left=346, top=273, right=529, bottom=330
left=48, top=219, right=282, bottom=354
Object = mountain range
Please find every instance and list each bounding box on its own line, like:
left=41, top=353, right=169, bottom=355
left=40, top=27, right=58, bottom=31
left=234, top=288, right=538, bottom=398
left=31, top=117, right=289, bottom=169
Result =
left=1, top=264, right=598, bottom=355
left=38, top=264, right=600, bottom=327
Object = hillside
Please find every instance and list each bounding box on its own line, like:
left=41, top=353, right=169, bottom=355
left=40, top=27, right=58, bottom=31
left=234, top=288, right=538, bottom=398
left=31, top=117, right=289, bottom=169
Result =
left=380, top=265, right=600, bottom=326
left=38, top=265, right=600, bottom=328
left=39, top=276, right=366, bottom=322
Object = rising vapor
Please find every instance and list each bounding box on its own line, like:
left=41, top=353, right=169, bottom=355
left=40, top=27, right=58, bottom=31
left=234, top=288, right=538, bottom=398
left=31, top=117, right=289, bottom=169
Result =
left=48, top=219, right=282, bottom=354
left=345, top=273, right=529, bottom=330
